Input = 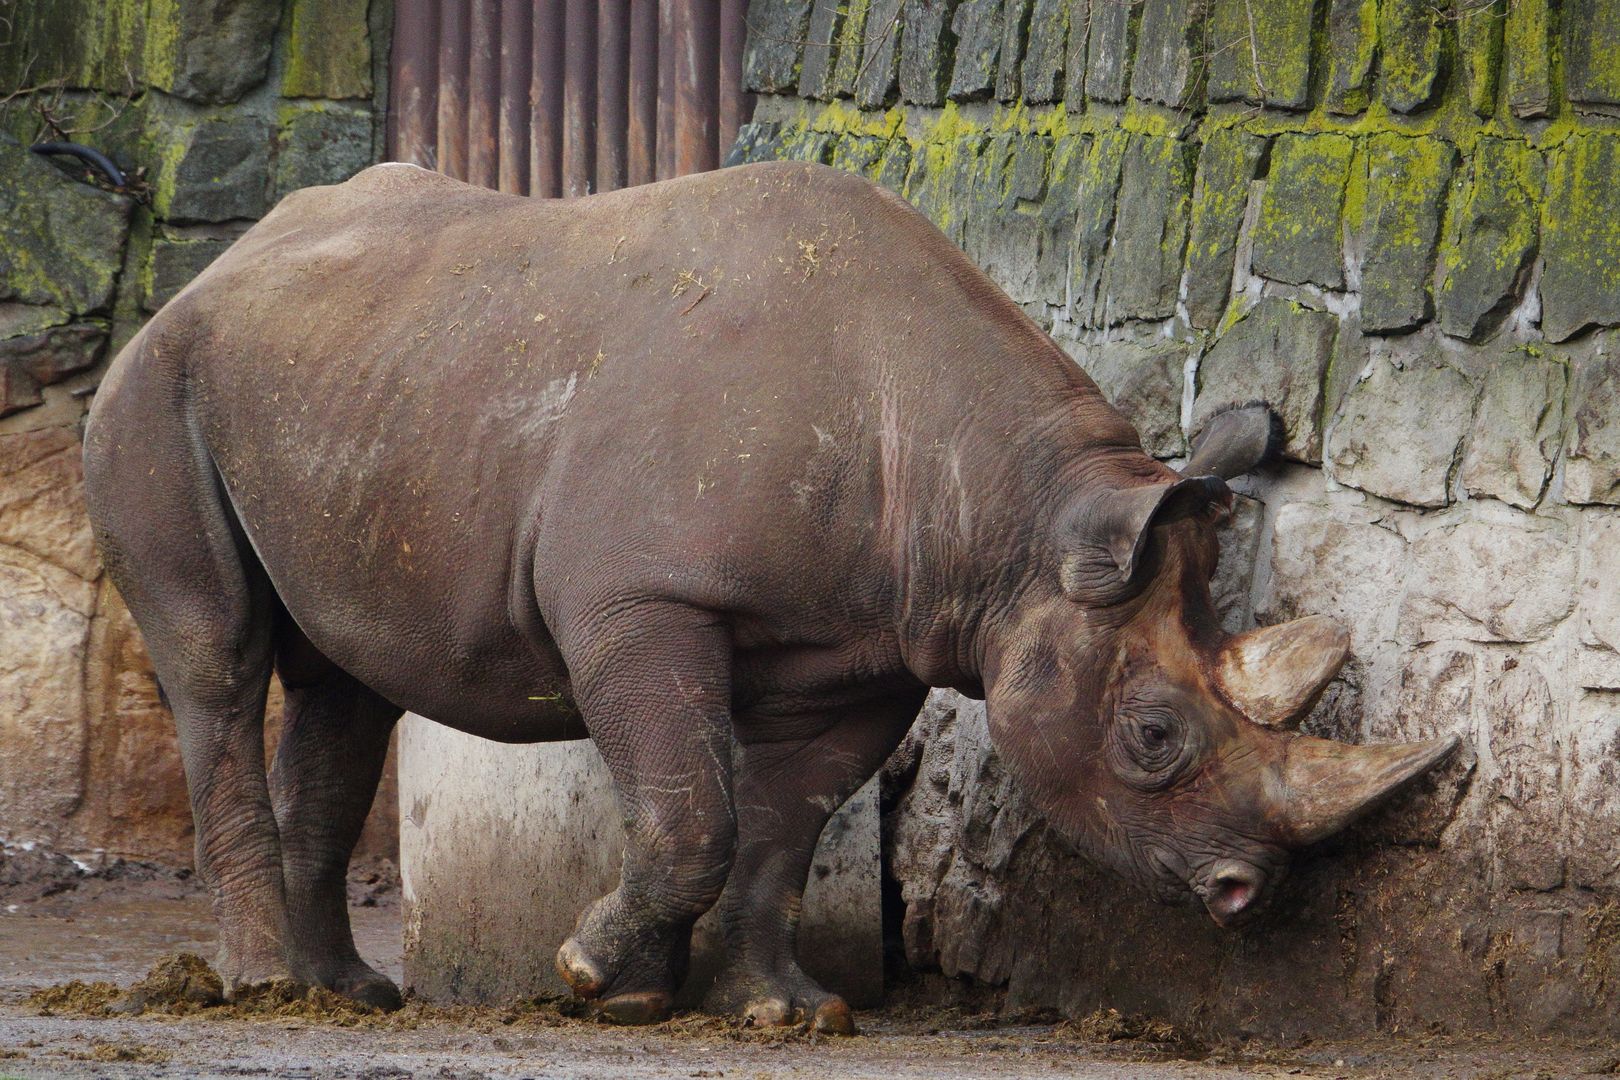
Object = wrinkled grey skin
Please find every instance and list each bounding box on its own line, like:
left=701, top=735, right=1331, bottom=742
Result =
left=82, top=161, right=1455, bottom=1032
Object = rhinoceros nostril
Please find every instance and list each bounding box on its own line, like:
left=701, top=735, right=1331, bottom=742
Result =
left=1203, top=860, right=1265, bottom=927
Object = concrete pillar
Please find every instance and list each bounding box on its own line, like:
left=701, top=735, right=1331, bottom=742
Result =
left=398, top=714, right=882, bottom=1008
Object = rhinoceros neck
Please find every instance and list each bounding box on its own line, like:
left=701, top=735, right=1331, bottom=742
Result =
left=877, top=314, right=1159, bottom=692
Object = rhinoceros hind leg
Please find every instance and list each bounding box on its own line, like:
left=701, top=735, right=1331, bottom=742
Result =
left=269, top=631, right=402, bottom=1011
left=553, top=600, right=739, bottom=1023
left=704, top=692, right=922, bottom=1035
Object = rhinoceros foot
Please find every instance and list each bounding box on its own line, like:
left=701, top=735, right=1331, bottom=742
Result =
left=324, top=962, right=403, bottom=1011
left=555, top=896, right=685, bottom=1025
left=704, top=960, right=856, bottom=1035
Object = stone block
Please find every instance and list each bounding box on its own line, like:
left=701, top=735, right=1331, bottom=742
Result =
left=1436, top=138, right=1541, bottom=342
left=1063, top=0, right=1091, bottom=110
left=273, top=101, right=374, bottom=201
left=398, top=718, right=882, bottom=1007
left=1398, top=515, right=1575, bottom=645
left=1358, top=134, right=1457, bottom=334
left=1324, top=0, right=1378, bottom=114
left=965, top=135, right=1048, bottom=304
left=1251, top=133, right=1353, bottom=290
left=1581, top=514, right=1620, bottom=653
left=995, top=0, right=1034, bottom=100
left=1210, top=493, right=1262, bottom=631
left=1362, top=645, right=1477, bottom=845
left=873, top=137, right=912, bottom=191
left=0, top=136, right=132, bottom=314
left=1065, top=336, right=1189, bottom=458
left=723, top=121, right=783, bottom=166
left=1183, top=129, right=1268, bottom=329
left=1567, top=693, right=1620, bottom=889
left=899, top=0, right=955, bottom=105
left=830, top=0, right=873, bottom=97
left=798, top=0, right=845, bottom=100
left=904, top=135, right=985, bottom=246
left=1485, top=662, right=1566, bottom=891
left=1064, top=130, right=1129, bottom=326
left=0, top=427, right=100, bottom=580
left=1457, top=1, right=1505, bottom=116
left=142, top=233, right=231, bottom=312
left=1564, top=333, right=1620, bottom=505
left=855, top=0, right=905, bottom=108
left=1378, top=0, right=1443, bottom=113
left=0, top=324, right=104, bottom=409
left=1458, top=347, right=1564, bottom=510
left=1328, top=352, right=1476, bottom=508
left=145, top=98, right=272, bottom=224
left=743, top=0, right=812, bottom=93
left=1084, top=0, right=1132, bottom=103
left=1207, top=0, right=1313, bottom=109
left=1031, top=133, right=1084, bottom=308
left=1131, top=0, right=1205, bottom=108
left=1020, top=0, right=1069, bottom=102
left=1540, top=134, right=1620, bottom=343
left=1194, top=297, right=1337, bottom=462
left=949, top=0, right=1003, bottom=101
left=1565, top=0, right=1620, bottom=108
left=144, top=0, right=281, bottom=104
left=282, top=0, right=373, bottom=100
left=1097, top=134, right=1195, bottom=326
left=1505, top=0, right=1554, bottom=119
left=1255, top=502, right=1409, bottom=658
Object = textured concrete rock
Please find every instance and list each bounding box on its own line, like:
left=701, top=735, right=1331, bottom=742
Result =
left=1362, top=645, right=1477, bottom=845
left=1020, top=0, right=1069, bottom=102
left=965, top=135, right=1048, bottom=304
left=855, top=0, right=905, bottom=108
left=283, top=0, right=372, bottom=98
left=0, top=427, right=99, bottom=580
left=399, top=719, right=882, bottom=1006
left=830, top=0, right=873, bottom=97
left=0, top=324, right=103, bottom=412
left=1358, top=135, right=1456, bottom=334
left=1565, top=0, right=1620, bottom=108
left=1130, top=0, right=1205, bottom=108
left=1458, top=347, right=1564, bottom=510
left=743, top=0, right=813, bottom=92
left=1097, top=135, right=1195, bottom=325
left=1486, top=662, right=1566, bottom=892
left=949, top=0, right=1003, bottom=101
left=1504, top=0, right=1554, bottom=118
left=1378, top=0, right=1443, bottom=113
left=1251, top=134, right=1353, bottom=290
left=899, top=0, right=956, bottom=105
left=1580, top=515, right=1620, bottom=655
left=1567, top=693, right=1620, bottom=890
left=1031, top=134, right=1084, bottom=307
left=1064, top=131, right=1128, bottom=326
left=145, top=98, right=272, bottom=224
left=994, top=0, right=1034, bottom=100
left=1328, top=353, right=1476, bottom=508
left=1183, top=130, right=1267, bottom=329
left=1195, top=297, right=1337, bottom=462
left=142, top=233, right=232, bottom=312
left=145, top=0, right=281, bottom=104
left=1064, top=336, right=1189, bottom=458
left=1063, top=0, right=1090, bottom=109
left=724, top=121, right=784, bottom=166
left=1457, top=1, right=1505, bottom=116
left=1398, top=515, right=1575, bottom=645
left=0, top=136, right=131, bottom=313
left=1083, top=0, right=1131, bottom=102
left=1324, top=0, right=1378, bottom=114
left=273, top=101, right=374, bottom=201
left=1209, top=493, right=1263, bottom=631
left=1208, top=0, right=1313, bottom=109
left=1564, top=335, right=1620, bottom=506
left=1256, top=502, right=1409, bottom=657
left=1540, top=134, right=1620, bottom=343
left=798, top=0, right=845, bottom=100
left=1436, top=138, right=1541, bottom=342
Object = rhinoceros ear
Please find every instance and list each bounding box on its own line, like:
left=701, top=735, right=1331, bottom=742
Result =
left=1181, top=403, right=1284, bottom=480
left=1060, top=475, right=1230, bottom=599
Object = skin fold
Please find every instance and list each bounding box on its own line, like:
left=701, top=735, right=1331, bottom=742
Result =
left=81, top=161, right=1456, bottom=1031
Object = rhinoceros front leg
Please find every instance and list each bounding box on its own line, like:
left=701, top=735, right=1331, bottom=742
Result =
left=704, top=692, right=922, bottom=1034
left=553, top=601, right=738, bottom=1024
left=268, top=662, right=402, bottom=1009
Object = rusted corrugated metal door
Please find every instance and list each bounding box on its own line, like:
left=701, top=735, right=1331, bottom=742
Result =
left=388, top=1, right=753, bottom=196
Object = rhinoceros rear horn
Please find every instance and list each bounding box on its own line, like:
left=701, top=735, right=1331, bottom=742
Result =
left=1276, top=733, right=1461, bottom=847
left=1060, top=475, right=1231, bottom=596
left=1216, top=615, right=1350, bottom=729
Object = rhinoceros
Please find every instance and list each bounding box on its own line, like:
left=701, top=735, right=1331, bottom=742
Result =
left=83, top=160, right=1456, bottom=1032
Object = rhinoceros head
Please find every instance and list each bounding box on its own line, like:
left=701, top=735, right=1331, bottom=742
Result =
left=984, top=406, right=1458, bottom=926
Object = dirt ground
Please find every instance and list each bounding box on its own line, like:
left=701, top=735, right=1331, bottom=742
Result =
left=0, top=851, right=1615, bottom=1080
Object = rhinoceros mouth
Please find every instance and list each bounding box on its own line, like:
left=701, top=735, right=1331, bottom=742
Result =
left=1197, top=859, right=1267, bottom=927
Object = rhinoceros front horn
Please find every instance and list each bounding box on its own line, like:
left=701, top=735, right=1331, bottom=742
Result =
left=1215, top=615, right=1351, bottom=729
left=1276, top=733, right=1462, bottom=847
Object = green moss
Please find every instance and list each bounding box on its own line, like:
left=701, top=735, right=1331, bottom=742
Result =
left=1457, top=0, right=1506, bottom=117
left=1504, top=0, right=1555, bottom=119
left=1325, top=0, right=1379, bottom=115
left=283, top=0, right=373, bottom=99
left=1379, top=0, right=1444, bottom=113
left=1252, top=132, right=1355, bottom=289
left=1207, top=0, right=1314, bottom=110
left=142, top=0, right=182, bottom=92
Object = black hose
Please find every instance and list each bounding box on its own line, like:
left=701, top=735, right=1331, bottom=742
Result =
left=30, top=141, right=127, bottom=189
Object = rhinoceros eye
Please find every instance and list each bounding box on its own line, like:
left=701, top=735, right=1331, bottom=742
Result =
left=1111, top=707, right=1192, bottom=789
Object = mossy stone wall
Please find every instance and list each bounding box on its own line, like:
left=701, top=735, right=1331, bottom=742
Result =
left=737, top=0, right=1620, bottom=1039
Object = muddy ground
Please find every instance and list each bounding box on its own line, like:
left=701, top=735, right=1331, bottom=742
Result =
left=0, top=849, right=1614, bottom=1079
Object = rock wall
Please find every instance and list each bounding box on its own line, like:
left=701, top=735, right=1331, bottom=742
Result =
left=737, top=0, right=1620, bottom=1038
left=0, top=0, right=394, bottom=864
